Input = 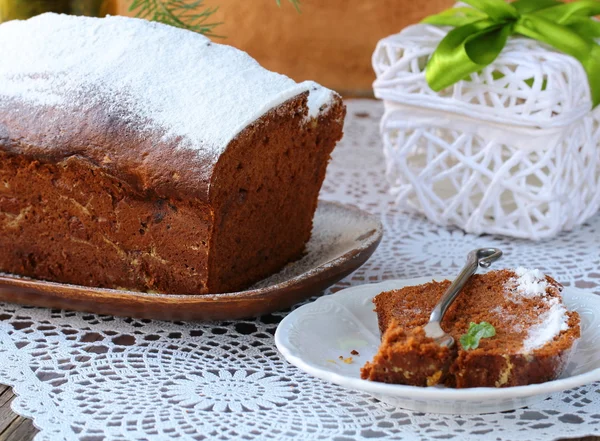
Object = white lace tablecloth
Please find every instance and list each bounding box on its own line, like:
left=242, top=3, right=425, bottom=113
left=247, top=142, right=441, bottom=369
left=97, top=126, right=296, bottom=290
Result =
left=1, top=99, right=600, bottom=441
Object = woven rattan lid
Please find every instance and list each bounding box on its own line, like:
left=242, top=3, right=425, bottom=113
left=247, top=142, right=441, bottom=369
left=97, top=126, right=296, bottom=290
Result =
left=373, top=23, right=592, bottom=128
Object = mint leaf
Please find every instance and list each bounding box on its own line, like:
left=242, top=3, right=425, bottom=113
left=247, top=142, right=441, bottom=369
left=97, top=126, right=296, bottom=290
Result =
left=460, top=322, right=496, bottom=350
left=472, top=321, right=496, bottom=338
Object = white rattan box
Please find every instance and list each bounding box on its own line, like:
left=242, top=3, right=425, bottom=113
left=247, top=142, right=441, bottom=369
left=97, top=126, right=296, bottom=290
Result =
left=373, top=23, right=600, bottom=240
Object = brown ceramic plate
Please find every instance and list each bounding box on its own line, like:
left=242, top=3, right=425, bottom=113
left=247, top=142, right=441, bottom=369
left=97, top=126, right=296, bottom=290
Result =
left=0, top=200, right=382, bottom=321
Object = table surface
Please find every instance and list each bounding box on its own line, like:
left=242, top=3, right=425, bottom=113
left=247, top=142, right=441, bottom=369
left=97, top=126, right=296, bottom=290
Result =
left=0, top=385, right=597, bottom=441
left=0, top=387, right=36, bottom=441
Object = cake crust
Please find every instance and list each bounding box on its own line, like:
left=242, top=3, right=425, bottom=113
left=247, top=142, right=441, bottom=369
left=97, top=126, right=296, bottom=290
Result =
left=0, top=14, right=337, bottom=204
left=0, top=15, right=345, bottom=295
left=0, top=96, right=345, bottom=294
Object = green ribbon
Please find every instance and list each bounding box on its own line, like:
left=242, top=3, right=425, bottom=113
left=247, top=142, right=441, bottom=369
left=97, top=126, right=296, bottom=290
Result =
left=422, top=0, right=600, bottom=106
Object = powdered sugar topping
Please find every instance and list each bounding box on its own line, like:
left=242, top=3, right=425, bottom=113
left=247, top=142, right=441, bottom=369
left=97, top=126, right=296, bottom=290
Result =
left=507, top=267, right=550, bottom=299
left=522, top=298, right=569, bottom=352
left=504, top=267, right=570, bottom=352
left=0, top=13, right=335, bottom=157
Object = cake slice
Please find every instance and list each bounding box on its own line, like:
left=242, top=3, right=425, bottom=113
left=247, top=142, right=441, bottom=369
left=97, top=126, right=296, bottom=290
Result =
left=361, top=269, right=581, bottom=388
left=0, top=14, right=345, bottom=295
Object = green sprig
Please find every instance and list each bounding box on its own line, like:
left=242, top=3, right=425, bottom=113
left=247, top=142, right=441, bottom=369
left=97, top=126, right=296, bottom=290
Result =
left=129, top=0, right=222, bottom=37
left=130, top=0, right=301, bottom=37
left=460, top=322, right=496, bottom=350
left=276, top=0, right=301, bottom=13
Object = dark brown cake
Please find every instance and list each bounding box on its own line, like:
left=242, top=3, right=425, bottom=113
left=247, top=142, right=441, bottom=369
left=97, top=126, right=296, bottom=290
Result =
left=0, top=14, right=345, bottom=295
left=361, top=269, right=581, bottom=388
left=363, top=323, right=456, bottom=387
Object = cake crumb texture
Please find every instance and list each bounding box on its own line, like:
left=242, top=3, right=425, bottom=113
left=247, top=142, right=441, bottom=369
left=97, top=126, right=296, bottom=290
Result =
left=361, top=270, right=580, bottom=388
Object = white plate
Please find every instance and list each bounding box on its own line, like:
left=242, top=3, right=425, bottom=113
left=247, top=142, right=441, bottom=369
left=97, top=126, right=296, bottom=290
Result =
left=275, top=277, right=600, bottom=414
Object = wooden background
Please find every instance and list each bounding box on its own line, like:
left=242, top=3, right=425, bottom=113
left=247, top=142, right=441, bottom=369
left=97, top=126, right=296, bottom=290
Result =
left=111, top=0, right=455, bottom=95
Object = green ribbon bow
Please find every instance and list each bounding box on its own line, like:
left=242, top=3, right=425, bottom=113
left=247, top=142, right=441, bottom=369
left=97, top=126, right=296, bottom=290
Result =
left=423, top=0, right=600, bottom=106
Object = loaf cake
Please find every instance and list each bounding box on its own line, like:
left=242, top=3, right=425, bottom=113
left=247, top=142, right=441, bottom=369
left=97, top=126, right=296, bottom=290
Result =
left=361, top=269, right=581, bottom=388
left=0, top=14, right=345, bottom=294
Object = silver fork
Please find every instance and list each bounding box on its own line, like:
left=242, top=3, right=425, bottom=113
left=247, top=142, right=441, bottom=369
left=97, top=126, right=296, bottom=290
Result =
left=422, top=248, right=503, bottom=347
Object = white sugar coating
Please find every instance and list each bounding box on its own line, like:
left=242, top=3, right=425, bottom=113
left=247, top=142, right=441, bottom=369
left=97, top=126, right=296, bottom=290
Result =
left=514, top=267, right=546, bottom=280
left=508, top=267, right=549, bottom=299
left=502, top=267, right=570, bottom=352
left=522, top=298, right=569, bottom=352
left=0, top=13, right=335, bottom=156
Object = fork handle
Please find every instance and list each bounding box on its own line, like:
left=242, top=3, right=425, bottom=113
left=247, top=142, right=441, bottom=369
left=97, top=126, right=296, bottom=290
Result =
left=429, top=248, right=503, bottom=324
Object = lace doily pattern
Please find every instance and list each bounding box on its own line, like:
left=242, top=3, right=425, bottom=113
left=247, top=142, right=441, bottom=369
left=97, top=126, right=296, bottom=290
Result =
left=1, top=100, right=600, bottom=441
